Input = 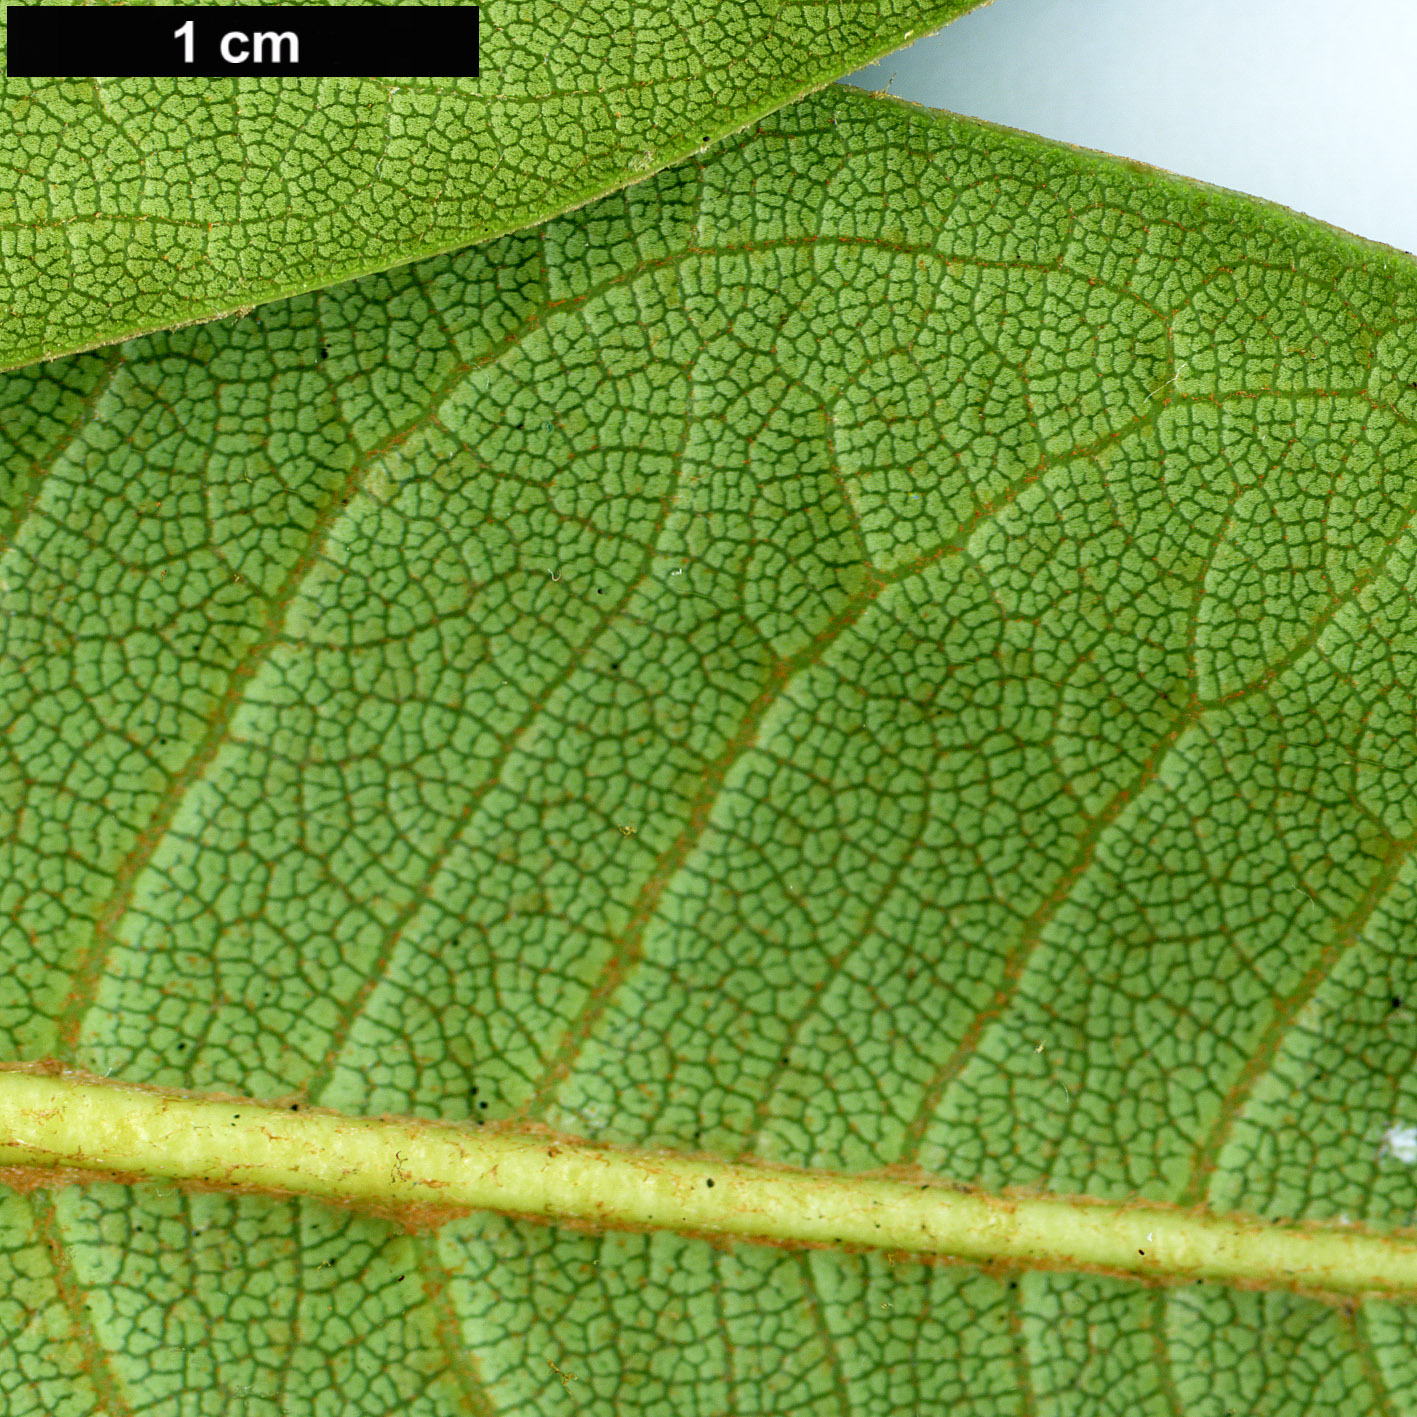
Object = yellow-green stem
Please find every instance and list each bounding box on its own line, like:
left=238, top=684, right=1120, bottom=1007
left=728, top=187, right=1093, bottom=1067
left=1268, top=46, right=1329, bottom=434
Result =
left=2, top=1070, right=1414, bottom=1296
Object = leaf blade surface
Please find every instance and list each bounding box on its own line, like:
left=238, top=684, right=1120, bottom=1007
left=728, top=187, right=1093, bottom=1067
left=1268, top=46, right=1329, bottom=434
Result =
left=5, top=85, right=1417, bottom=1414
left=0, top=0, right=986, bottom=371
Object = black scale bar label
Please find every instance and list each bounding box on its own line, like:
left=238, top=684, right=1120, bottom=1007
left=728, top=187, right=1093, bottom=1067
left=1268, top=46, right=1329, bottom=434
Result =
left=7, top=5, right=479, bottom=78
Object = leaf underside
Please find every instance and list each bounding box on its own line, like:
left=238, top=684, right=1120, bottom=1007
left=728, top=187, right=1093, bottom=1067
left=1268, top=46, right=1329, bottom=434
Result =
left=0, top=0, right=985, bottom=372
left=5, top=83, right=1417, bottom=1414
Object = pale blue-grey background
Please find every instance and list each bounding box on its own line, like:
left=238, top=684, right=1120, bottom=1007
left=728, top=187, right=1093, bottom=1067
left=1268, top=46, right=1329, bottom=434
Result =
left=842, top=0, right=1417, bottom=255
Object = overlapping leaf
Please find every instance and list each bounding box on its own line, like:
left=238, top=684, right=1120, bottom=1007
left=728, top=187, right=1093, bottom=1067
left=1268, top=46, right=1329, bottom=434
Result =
left=0, top=0, right=986, bottom=371
left=5, top=84, right=1417, bottom=1414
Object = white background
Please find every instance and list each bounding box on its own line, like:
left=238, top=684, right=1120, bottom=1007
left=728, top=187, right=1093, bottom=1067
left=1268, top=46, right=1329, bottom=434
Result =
left=841, top=0, right=1417, bottom=255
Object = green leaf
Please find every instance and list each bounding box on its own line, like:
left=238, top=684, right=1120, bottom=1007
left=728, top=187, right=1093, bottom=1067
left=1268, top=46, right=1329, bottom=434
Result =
left=6, top=83, right=1417, bottom=1413
left=0, top=0, right=986, bottom=373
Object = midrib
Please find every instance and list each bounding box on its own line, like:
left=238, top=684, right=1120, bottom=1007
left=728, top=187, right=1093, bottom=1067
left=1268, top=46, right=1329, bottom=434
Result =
left=4, top=1067, right=1417, bottom=1299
